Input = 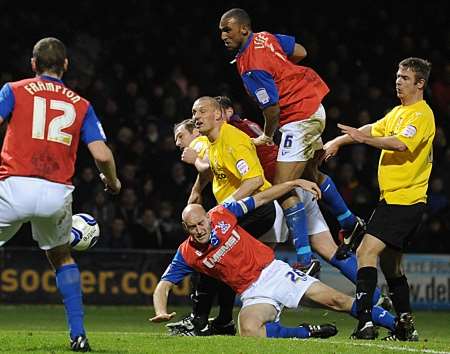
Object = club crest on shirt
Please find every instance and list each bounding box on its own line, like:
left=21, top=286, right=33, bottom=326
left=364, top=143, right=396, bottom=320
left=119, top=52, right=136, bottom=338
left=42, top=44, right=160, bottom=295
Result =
left=215, top=221, right=230, bottom=234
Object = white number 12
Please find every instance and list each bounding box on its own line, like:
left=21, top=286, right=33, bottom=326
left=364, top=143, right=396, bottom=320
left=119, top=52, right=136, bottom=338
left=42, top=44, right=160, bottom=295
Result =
left=32, top=97, right=76, bottom=146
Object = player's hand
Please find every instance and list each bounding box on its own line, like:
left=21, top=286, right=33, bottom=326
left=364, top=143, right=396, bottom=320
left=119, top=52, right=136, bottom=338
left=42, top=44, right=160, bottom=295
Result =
left=293, top=179, right=321, bottom=200
left=252, top=134, right=273, bottom=146
left=322, top=140, right=340, bottom=161
left=181, top=147, right=198, bottom=165
left=338, top=123, right=367, bottom=143
left=149, top=312, right=177, bottom=323
left=100, top=174, right=121, bottom=195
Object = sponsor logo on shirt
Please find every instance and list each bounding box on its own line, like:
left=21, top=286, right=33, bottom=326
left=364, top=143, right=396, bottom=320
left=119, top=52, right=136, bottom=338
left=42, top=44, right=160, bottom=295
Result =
left=236, top=159, right=249, bottom=175
left=203, top=230, right=241, bottom=269
left=255, top=88, right=270, bottom=105
left=215, top=221, right=231, bottom=234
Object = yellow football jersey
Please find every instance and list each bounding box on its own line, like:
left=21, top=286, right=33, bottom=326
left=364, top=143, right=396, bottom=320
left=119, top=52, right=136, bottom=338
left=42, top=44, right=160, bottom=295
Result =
left=208, top=123, right=271, bottom=203
left=371, top=100, right=435, bottom=205
left=189, top=135, right=209, bottom=160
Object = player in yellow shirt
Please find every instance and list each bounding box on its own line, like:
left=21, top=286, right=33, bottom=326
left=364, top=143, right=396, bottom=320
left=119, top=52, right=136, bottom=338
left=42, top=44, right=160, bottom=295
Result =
left=324, top=57, right=434, bottom=341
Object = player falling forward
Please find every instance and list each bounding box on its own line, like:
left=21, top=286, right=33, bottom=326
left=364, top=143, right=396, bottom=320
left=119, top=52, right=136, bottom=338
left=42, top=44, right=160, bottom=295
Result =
left=150, top=180, right=399, bottom=339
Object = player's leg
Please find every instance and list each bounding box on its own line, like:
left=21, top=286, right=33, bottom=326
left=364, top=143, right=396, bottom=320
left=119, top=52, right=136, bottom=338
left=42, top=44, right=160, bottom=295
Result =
left=380, top=248, right=418, bottom=341
left=303, top=281, right=396, bottom=337
left=238, top=303, right=277, bottom=337
left=211, top=281, right=236, bottom=335
left=33, top=183, right=90, bottom=352
left=352, top=233, right=386, bottom=338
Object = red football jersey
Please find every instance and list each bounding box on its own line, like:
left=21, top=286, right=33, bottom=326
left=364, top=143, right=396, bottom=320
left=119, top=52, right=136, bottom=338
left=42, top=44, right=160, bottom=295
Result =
left=236, top=32, right=329, bottom=126
left=170, top=205, right=275, bottom=294
left=0, top=77, right=90, bottom=184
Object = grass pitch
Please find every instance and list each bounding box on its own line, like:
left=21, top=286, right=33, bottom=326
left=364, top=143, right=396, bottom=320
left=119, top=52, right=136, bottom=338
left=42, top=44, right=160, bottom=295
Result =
left=0, top=305, right=449, bottom=353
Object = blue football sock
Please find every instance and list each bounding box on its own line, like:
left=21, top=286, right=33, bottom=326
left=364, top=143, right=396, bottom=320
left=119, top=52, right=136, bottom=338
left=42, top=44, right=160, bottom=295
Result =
left=350, top=301, right=395, bottom=331
left=56, top=264, right=85, bottom=339
left=284, top=202, right=311, bottom=266
left=320, top=175, right=357, bottom=230
left=265, top=321, right=310, bottom=338
left=330, top=253, right=381, bottom=305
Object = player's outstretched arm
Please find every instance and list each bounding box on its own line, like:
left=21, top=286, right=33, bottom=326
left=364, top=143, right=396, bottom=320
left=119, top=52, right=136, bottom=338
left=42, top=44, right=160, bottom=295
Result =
left=87, top=140, right=121, bottom=194
left=149, top=280, right=177, bottom=323
left=252, top=179, right=321, bottom=208
left=323, top=124, right=373, bottom=161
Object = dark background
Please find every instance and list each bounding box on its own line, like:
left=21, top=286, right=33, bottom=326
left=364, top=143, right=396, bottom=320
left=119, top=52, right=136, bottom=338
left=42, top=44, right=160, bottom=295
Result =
left=1, top=0, right=449, bottom=253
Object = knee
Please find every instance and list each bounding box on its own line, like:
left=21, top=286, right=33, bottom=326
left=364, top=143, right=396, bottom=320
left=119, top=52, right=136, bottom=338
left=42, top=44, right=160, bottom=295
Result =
left=330, top=292, right=352, bottom=312
left=238, top=318, right=260, bottom=337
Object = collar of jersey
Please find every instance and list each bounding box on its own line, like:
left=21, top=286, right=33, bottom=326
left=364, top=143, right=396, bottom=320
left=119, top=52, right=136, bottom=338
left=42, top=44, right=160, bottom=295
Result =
left=39, top=75, right=63, bottom=84
left=236, top=32, right=254, bottom=59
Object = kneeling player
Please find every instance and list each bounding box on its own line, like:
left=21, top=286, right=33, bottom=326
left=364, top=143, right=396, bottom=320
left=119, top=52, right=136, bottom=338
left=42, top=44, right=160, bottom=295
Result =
left=150, top=179, right=398, bottom=338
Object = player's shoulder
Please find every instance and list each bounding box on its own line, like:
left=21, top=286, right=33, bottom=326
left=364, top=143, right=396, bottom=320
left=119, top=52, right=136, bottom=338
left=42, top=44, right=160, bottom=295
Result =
left=222, top=123, right=252, bottom=143
left=8, top=77, right=35, bottom=88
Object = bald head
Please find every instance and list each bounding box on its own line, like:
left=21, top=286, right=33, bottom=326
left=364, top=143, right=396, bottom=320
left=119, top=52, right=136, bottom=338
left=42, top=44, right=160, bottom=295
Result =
left=182, top=204, right=211, bottom=244
left=182, top=203, right=206, bottom=222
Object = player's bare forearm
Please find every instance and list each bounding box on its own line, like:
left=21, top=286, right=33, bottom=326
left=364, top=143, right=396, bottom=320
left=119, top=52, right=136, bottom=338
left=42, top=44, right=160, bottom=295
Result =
left=288, top=43, right=307, bottom=63
left=360, top=135, right=407, bottom=151
left=188, top=171, right=211, bottom=204
left=151, top=280, right=175, bottom=320
left=194, top=158, right=210, bottom=173
left=253, top=179, right=321, bottom=208
left=332, top=124, right=373, bottom=147
left=262, top=104, right=280, bottom=138
left=229, top=176, right=263, bottom=201
left=88, top=141, right=121, bottom=194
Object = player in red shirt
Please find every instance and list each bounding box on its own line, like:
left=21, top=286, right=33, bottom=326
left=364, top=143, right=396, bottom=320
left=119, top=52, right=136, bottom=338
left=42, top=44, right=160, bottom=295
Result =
left=150, top=180, right=399, bottom=338
left=0, top=37, right=121, bottom=352
left=219, top=9, right=365, bottom=271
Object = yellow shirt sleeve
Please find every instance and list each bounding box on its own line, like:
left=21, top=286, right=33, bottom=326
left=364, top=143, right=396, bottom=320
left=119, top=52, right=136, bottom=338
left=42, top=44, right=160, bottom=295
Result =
left=228, top=142, right=264, bottom=181
left=395, top=111, right=433, bottom=153
left=371, top=112, right=390, bottom=137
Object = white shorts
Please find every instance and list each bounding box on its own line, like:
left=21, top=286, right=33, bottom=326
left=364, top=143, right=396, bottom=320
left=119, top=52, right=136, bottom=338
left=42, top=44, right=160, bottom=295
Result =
left=241, top=260, right=318, bottom=321
left=277, top=104, right=326, bottom=162
left=0, top=176, right=74, bottom=250
left=295, top=188, right=329, bottom=236
left=258, top=201, right=289, bottom=243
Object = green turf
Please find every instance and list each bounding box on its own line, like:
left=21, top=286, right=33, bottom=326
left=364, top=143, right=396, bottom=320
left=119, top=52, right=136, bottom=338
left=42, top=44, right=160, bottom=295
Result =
left=0, top=305, right=449, bottom=353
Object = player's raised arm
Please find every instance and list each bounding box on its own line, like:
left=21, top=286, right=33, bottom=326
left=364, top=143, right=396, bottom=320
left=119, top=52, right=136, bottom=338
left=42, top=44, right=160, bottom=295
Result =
left=288, top=43, right=307, bottom=63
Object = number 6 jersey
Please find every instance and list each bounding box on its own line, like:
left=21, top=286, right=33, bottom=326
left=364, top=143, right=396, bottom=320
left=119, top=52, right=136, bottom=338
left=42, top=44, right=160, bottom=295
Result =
left=0, top=75, right=106, bottom=184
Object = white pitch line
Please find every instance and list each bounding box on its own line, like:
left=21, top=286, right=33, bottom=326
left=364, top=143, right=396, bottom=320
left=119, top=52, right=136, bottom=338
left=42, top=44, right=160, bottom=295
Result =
left=311, top=339, right=450, bottom=354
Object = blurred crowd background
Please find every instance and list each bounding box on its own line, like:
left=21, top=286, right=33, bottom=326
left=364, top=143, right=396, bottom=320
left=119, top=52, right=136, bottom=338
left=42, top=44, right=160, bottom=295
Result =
left=2, top=1, right=449, bottom=253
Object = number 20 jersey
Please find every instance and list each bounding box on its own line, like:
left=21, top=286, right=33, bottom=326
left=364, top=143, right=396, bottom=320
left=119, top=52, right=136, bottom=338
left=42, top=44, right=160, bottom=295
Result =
left=0, top=76, right=106, bottom=185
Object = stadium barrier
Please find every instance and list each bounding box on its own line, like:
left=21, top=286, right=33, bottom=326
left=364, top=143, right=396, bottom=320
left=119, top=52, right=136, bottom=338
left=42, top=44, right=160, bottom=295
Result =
left=0, top=247, right=449, bottom=309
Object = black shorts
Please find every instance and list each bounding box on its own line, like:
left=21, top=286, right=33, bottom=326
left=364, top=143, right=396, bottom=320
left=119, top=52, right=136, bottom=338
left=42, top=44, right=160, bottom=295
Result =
left=366, top=200, right=426, bottom=251
left=238, top=201, right=276, bottom=238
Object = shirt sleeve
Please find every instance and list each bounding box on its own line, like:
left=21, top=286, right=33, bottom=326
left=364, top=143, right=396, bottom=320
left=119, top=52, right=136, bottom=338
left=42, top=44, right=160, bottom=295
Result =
left=274, top=34, right=295, bottom=56
left=223, top=197, right=256, bottom=218
left=371, top=115, right=389, bottom=137
left=395, top=111, right=432, bottom=153
left=0, top=84, right=15, bottom=120
left=161, top=250, right=194, bottom=284
left=229, top=142, right=265, bottom=181
left=80, top=105, right=107, bottom=144
left=241, top=70, right=279, bottom=109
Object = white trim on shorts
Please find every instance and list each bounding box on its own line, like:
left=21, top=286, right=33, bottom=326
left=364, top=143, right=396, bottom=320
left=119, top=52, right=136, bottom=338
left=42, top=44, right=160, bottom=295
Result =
left=277, top=104, right=326, bottom=162
left=240, top=259, right=318, bottom=321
